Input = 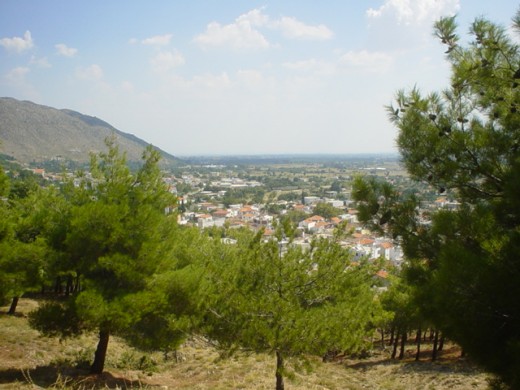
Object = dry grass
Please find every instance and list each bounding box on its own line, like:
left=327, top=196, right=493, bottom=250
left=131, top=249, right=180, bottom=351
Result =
left=0, top=298, right=492, bottom=389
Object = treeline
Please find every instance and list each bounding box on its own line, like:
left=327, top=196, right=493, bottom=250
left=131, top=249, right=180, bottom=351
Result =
left=0, top=139, right=394, bottom=390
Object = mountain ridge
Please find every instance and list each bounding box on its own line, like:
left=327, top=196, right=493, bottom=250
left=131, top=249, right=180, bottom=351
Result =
left=0, top=97, right=180, bottom=167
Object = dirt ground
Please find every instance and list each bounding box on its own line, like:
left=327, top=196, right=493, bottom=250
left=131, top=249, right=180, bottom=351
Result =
left=0, top=298, right=492, bottom=389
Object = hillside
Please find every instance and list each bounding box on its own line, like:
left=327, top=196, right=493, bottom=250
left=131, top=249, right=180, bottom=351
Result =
left=0, top=97, right=180, bottom=167
left=0, top=299, right=491, bottom=390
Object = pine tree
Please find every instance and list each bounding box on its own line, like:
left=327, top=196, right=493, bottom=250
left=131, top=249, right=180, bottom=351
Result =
left=202, top=227, right=376, bottom=390
left=29, top=138, right=181, bottom=374
left=354, top=9, right=520, bottom=388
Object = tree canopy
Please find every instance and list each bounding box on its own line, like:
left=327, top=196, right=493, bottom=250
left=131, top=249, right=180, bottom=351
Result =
left=354, top=10, right=520, bottom=388
left=202, top=227, right=376, bottom=390
left=29, top=138, right=187, bottom=374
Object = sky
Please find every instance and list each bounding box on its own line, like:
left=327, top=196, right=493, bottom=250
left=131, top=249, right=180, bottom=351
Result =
left=0, top=1, right=518, bottom=157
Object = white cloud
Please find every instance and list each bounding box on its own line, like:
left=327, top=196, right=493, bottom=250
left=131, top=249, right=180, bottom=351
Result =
left=121, top=81, right=135, bottom=93
left=141, top=34, right=172, bottom=46
left=194, top=8, right=334, bottom=49
left=55, top=43, right=78, bottom=57
left=76, top=64, right=104, bottom=81
left=237, top=8, right=269, bottom=27
left=194, top=8, right=270, bottom=49
left=366, top=0, right=460, bottom=26
left=30, top=55, right=51, bottom=68
left=274, top=17, right=333, bottom=40
left=340, top=50, right=394, bottom=73
left=237, top=69, right=265, bottom=88
left=191, top=72, right=231, bottom=89
left=282, top=59, right=335, bottom=75
left=150, top=50, right=185, bottom=73
left=3, top=66, right=39, bottom=100
left=0, top=31, right=34, bottom=53
left=5, top=66, right=30, bottom=81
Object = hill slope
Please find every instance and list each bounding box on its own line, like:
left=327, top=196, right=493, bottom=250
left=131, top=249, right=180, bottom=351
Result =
left=0, top=299, right=491, bottom=390
left=0, top=97, right=180, bottom=167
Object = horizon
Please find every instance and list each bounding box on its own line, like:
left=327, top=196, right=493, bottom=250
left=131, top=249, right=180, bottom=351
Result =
left=1, top=1, right=518, bottom=156
left=175, top=152, right=400, bottom=158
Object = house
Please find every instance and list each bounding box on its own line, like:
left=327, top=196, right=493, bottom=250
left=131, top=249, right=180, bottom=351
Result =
left=292, top=203, right=312, bottom=214
left=199, top=202, right=218, bottom=212
left=256, top=214, right=274, bottom=225
left=379, top=241, right=394, bottom=261
left=374, top=269, right=391, bottom=288
left=330, top=217, right=342, bottom=226
left=303, top=196, right=320, bottom=205
left=227, top=219, right=247, bottom=229
left=31, top=168, right=45, bottom=177
left=354, top=237, right=375, bottom=259
left=212, top=209, right=229, bottom=219
left=299, top=215, right=325, bottom=230
left=242, top=212, right=255, bottom=222
left=313, top=221, right=330, bottom=233
left=346, top=209, right=359, bottom=223
left=326, top=199, right=344, bottom=208
left=238, top=206, right=253, bottom=216
left=197, top=214, right=214, bottom=229
left=262, top=228, right=275, bottom=242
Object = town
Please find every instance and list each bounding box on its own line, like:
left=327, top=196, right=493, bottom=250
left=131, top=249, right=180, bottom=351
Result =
left=18, top=152, right=459, bottom=277
left=159, top=154, right=456, bottom=273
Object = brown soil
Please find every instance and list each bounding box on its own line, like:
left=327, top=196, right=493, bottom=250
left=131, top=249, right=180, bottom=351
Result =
left=0, top=298, right=492, bottom=389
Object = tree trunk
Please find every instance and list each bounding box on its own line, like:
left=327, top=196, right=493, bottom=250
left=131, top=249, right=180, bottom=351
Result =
left=415, top=328, right=422, bottom=361
left=90, top=329, right=110, bottom=374
left=391, top=332, right=399, bottom=359
left=399, top=331, right=407, bottom=360
left=431, top=330, right=439, bottom=361
left=54, top=276, right=62, bottom=294
left=380, top=328, right=385, bottom=349
left=65, top=274, right=73, bottom=296
left=74, top=273, right=81, bottom=292
left=276, top=350, right=284, bottom=390
left=8, top=296, right=19, bottom=315
left=438, top=334, right=445, bottom=351
left=389, top=326, right=395, bottom=346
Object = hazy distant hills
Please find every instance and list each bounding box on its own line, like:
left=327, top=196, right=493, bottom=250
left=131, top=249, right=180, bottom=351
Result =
left=0, top=97, right=180, bottom=167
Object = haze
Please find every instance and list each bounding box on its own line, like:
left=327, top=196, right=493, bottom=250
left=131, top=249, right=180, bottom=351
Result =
left=0, top=0, right=517, bottom=156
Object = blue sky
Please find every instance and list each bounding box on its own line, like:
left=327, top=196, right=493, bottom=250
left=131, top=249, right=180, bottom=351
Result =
left=0, top=1, right=518, bottom=156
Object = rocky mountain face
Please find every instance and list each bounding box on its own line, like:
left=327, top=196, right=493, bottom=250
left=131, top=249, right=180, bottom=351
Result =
left=0, top=97, right=180, bottom=167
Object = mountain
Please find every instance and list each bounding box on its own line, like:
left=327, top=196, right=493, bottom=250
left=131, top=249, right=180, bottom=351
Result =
left=0, top=97, right=180, bottom=167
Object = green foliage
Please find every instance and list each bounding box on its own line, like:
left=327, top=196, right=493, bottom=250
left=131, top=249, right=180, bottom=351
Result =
left=115, top=350, right=158, bottom=372
left=28, top=138, right=197, bottom=373
left=379, top=275, right=422, bottom=333
left=0, top=172, right=62, bottom=308
left=0, top=238, right=47, bottom=299
left=277, top=192, right=300, bottom=202
left=0, top=165, right=9, bottom=198
left=123, top=228, right=208, bottom=353
left=29, top=300, right=85, bottom=337
left=329, top=180, right=343, bottom=193
left=221, top=187, right=265, bottom=207
left=201, top=229, right=376, bottom=387
left=355, top=9, right=520, bottom=389
left=312, top=202, right=341, bottom=219
left=8, top=170, right=45, bottom=200
left=283, top=209, right=308, bottom=225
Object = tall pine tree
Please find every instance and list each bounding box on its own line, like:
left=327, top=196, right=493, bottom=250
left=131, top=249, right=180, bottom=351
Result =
left=202, top=227, right=376, bottom=390
left=354, top=9, right=520, bottom=388
left=30, top=138, right=180, bottom=374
